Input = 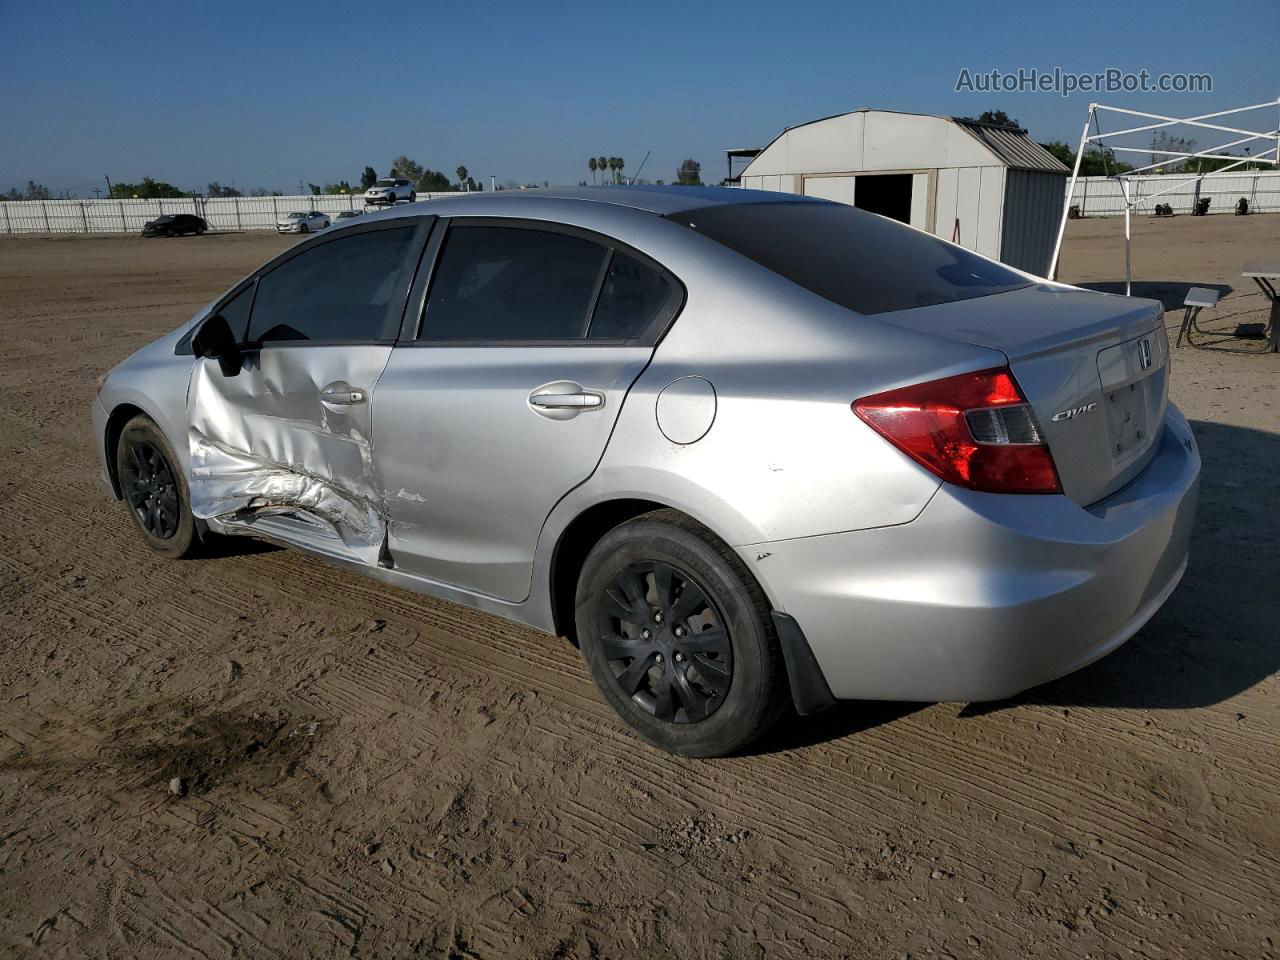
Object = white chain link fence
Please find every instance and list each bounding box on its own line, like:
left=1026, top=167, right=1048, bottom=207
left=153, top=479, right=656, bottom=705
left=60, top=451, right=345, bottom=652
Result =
left=0, top=192, right=468, bottom=234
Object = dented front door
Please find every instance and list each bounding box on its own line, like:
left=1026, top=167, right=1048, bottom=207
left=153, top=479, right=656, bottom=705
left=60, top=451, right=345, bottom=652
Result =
left=184, top=219, right=430, bottom=564
left=187, top=346, right=393, bottom=563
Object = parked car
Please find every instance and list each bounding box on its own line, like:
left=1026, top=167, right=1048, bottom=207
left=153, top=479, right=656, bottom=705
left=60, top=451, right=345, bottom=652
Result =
left=275, top=211, right=329, bottom=234
left=141, top=213, right=207, bottom=237
left=334, top=210, right=364, bottom=221
left=92, top=187, right=1200, bottom=757
left=364, top=178, right=415, bottom=206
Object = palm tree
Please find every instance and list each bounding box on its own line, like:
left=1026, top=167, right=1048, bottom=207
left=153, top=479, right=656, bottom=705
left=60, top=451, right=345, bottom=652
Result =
left=597, top=156, right=608, bottom=184
left=616, top=157, right=626, bottom=184
left=456, top=166, right=468, bottom=191
left=588, top=157, right=597, bottom=184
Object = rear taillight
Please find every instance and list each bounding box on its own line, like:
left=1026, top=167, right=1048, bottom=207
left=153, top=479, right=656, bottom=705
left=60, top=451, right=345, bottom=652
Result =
left=853, top=367, right=1061, bottom=494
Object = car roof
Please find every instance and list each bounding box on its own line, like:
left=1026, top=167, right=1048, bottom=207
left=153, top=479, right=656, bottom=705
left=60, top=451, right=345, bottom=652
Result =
left=351, top=184, right=822, bottom=224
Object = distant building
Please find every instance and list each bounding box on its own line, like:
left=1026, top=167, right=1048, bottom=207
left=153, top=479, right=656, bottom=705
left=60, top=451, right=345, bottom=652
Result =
left=736, top=109, right=1069, bottom=275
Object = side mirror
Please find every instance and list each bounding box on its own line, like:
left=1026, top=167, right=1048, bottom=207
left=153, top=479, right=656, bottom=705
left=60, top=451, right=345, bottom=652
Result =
left=192, top=314, right=242, bottom=377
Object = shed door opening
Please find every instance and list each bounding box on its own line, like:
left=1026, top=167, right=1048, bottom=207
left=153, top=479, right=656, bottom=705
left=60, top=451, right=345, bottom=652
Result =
left=854, top=174, right=912, bottom=224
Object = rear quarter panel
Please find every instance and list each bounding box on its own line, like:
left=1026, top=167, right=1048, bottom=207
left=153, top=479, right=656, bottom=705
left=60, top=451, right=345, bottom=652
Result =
left=542, top=220, right=1007, bottom=550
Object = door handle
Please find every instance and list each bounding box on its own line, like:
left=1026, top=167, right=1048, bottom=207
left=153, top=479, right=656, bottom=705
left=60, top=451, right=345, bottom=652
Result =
left=320, top=382, right=367, bottom=405
left=529, top=391, right=604, bottom=409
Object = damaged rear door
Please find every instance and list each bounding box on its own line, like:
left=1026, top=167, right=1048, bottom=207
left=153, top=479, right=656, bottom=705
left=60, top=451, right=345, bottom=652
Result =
left=187, top=218, right=433, bottom=563
left=373, top=219, right=684, bottom=602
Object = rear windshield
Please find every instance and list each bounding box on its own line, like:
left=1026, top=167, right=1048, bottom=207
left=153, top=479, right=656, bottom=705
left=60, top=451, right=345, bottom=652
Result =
left=665, top=202, right=1029, bottom=315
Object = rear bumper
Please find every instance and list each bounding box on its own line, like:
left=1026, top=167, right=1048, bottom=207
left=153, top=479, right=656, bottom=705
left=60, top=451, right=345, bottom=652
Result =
left=745, top=405, right=1201, bottom=703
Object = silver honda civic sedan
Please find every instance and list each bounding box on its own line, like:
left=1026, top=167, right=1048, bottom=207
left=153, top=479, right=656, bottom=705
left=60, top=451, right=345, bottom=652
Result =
left=91, top=186, right=1200, bottom=756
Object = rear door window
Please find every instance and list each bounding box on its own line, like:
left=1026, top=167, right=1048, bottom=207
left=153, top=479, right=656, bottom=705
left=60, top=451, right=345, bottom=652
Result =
left=247, top=226, right=417, bottom=344
left=665, top=202, right=1029, bottom=315
left=420, top=225, right=609, bottom=341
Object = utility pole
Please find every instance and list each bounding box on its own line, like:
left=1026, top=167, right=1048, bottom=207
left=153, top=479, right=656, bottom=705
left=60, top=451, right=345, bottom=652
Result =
left=104, top=175, right=113, bottom=198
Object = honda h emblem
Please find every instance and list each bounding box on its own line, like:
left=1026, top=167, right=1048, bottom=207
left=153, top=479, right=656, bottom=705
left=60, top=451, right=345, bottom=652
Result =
left=1138, top=337, right=1153, bottom=370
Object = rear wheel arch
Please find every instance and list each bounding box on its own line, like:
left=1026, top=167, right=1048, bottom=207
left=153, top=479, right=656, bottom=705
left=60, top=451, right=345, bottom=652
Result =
left=549, top=498, right=779, bottom=645
left=551, top=499, right=666, bottom=644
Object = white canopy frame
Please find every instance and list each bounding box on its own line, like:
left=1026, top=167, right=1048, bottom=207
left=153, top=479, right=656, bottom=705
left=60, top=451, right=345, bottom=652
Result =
left=1049, top=99, right=1280, bottom=293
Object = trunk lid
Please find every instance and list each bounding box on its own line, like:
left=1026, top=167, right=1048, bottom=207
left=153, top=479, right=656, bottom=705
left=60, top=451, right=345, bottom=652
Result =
left=874, top=284, right=1169, bottom=505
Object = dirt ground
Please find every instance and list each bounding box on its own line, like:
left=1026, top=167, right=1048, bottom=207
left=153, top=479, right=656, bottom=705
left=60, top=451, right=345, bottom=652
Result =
left=1, top=214, right=1278, bottom=959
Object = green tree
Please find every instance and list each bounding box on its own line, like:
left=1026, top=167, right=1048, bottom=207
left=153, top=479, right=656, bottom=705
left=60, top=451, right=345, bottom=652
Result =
left=1039, top=140, right=1074, bottom=168
left=977, top=109, right=1019, bottom=128
left=110, top=177, right=188, bottom=198
left=206, top=182, right=241, bottom=198
left=1038, top=141, right=1134, bottom=176
left=674, top=158, right=702, bottom=186
left=323, top=180, right=354, bottom=194
left=390, top=155, right=426, bottom=185
left=360, top=166, right=378, bottom=189
left=419, top=169, right=453, bottom=191
left=456, top=165, right=469, bottom=190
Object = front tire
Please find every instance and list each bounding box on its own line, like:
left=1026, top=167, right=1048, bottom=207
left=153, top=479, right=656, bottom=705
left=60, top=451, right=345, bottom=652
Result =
left=408, top=192, right=416, bottom=202
left=115, top=415, right=199, bottom=559
left=388, top=192, right=397, bottom=204
left=574, top=510, right=787, bottom=757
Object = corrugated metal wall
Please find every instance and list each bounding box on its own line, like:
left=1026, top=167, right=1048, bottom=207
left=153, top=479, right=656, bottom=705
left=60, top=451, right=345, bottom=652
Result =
left=0, top=192, right=468, bottom=234
left=1001, top=170, right=1066, bottom=276
left=931, top=166, right=1005, bottom=260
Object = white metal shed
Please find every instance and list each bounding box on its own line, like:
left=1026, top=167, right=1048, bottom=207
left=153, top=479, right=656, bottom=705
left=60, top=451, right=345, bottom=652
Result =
left=737, top=109, right=1069, bottom=275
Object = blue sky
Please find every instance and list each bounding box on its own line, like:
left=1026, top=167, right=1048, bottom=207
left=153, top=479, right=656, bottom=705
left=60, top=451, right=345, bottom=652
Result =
left=2, top=0, right=1276, bottom=195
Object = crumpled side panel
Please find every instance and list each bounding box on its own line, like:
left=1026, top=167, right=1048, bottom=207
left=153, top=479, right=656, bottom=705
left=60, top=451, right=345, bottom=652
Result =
left=185, top=352, right=390, bottom=564
left=188, top=428, right=384, bottom=550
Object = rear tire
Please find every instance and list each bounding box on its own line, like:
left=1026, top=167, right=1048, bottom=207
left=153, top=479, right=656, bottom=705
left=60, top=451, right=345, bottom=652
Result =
left=574, top=509, right=787, bottom=757
left=115, top=415, right=199, bottom=559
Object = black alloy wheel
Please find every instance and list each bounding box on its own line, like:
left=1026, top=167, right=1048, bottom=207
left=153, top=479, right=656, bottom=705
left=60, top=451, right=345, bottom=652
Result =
left=115, top=415, right=199, bottom=558
left=598, top=561, right=734, bottom=723
left=575, top=509, right=788, bottom=757
left=121, top=439, right=180, bottom=540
